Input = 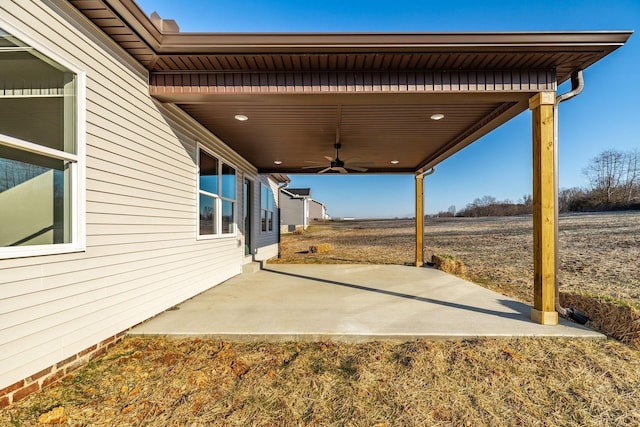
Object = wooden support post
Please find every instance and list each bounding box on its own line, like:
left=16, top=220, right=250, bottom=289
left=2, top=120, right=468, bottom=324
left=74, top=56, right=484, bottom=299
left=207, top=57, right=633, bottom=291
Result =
left=529, top=92, right=558, bottom=325
left=415, top=173, right=424, bottom=267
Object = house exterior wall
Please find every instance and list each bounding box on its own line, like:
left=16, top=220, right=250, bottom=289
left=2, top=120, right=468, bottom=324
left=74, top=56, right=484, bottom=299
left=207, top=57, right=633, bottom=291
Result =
left=309, top=200, right=327, bottom=221
left=0, top=0, right=278, bottom=395
left=279, top=194, right=307, bottom=232
left=253, top=178, right=280, bottom=261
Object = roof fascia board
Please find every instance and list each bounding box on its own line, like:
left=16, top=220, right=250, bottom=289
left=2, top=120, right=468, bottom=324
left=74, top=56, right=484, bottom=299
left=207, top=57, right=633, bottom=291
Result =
left=156, top=31, right=633, bottom=54
left=69, top=3, right=633, bottom=67
left=281, top=189, right=301, bottom=198
left=269, top=173, right=290, bottom=183
left=46, top=0, right=148, bottom=76
left=104, top=0, right=163, bottom=50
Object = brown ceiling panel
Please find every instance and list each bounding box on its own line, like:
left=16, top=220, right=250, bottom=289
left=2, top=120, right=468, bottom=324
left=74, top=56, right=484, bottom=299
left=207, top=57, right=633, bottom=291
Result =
left=178, top=100, right=504, bottom=173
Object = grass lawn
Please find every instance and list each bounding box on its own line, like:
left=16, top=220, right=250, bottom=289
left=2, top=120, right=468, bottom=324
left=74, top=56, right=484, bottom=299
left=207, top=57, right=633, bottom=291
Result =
left=3, top=213, right=640, bottom=426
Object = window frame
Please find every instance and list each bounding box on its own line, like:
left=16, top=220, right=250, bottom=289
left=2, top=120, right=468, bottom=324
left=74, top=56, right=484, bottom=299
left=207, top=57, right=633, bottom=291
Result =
left=196, top=143, right=237, bottom=239
left=260, top=184, right=275, bottom=233
left=0, top=19, right=86, bottom=259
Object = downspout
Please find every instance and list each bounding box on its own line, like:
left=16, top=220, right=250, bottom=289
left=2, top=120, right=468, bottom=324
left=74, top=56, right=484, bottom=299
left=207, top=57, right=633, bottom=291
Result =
left=420, top=167, right=436, bottom=178
left=277, top=178, right=291, bottom=259
left=554, top=70, right=589, bottom=324
left=416, top=167, right=436, bottom=266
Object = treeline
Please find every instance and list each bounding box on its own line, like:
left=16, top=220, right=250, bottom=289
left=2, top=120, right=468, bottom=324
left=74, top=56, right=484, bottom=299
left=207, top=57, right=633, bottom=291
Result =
left=434, top=148, right=640, bottom=218
left=434, top=195, right=532, bottom=218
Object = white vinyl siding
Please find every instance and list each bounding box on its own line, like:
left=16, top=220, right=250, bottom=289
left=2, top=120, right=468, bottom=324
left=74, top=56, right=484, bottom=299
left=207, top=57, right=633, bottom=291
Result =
left=253, top=178, right=280, bottom=261
left=260, top=184, right=275, bottom=233
left=0, top=0, right=278, bottom=390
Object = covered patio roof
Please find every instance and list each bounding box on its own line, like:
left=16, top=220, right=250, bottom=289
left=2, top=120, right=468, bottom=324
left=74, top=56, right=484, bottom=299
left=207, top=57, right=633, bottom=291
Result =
left=70, top=0, right=630, bottom=174
left=70, top=0, right=632, bottom=325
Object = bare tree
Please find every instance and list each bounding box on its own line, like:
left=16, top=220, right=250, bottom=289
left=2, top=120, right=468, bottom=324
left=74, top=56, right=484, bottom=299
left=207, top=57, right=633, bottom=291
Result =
left=583, top=149, right=626, bottom=204
left=558, top=187, right=585, bottom=212
left=622, top=149, right=639, bottom=202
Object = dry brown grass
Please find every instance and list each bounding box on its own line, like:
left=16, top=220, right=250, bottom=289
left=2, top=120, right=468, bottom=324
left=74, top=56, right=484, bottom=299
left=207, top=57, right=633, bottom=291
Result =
left=3, top=337, right=640, bottom=426
left=431, top=253, right=467, bottom=276
left=309, top=243, right=334, bottom=254
left=4, top=212, right=640, bottom=425
left=561, top=293, right=640, bottom=347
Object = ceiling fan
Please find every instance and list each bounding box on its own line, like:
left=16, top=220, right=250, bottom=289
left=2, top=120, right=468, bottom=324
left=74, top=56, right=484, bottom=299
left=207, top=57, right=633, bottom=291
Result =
left=302, top=142, right=369, bottom=174
left=302, top=105, right=369, bottom=174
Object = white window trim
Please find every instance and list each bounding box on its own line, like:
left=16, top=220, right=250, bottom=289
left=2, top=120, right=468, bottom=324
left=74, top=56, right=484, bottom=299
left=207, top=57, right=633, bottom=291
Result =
left=260, top=183, right=275, bottom=234
left=0, top=18, right=86, bottom=259
left=196, top=143, right=237, bottom=240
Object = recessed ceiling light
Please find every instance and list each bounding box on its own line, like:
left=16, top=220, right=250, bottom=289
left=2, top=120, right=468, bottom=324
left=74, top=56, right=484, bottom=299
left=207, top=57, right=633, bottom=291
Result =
left=234, top=114, right=248, bottom=121
left=390, top=160, right=400, bottom=164
left=430, top=113, right=445, bottom=121
left=273, top=160, right=282, bottom=165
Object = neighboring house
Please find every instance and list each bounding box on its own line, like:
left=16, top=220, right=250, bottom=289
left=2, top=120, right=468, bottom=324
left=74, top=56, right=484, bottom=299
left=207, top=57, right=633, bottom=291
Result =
left=279, top=188, right=329, bottom=233
left=0, top=0, right=630, bottom=407
left=309, top=199, right=330, bottom=221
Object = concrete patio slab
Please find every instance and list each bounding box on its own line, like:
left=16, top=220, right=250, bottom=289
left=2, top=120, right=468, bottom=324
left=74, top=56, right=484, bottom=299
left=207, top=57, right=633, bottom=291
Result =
left=129, top=264, right=604, bottom=342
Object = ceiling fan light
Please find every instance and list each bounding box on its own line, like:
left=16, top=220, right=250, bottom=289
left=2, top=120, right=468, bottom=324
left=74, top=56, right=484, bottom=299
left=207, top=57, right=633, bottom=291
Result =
left=234, top=114, right=248, bottom=121
left=430, top=113, right=445, bottom=121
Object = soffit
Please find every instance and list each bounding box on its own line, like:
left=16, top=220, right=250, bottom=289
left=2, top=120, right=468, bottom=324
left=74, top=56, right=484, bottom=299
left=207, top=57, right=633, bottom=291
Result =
left=177, top=100, right=519, bottom=173
left=68, top=0, right=632, bottom=174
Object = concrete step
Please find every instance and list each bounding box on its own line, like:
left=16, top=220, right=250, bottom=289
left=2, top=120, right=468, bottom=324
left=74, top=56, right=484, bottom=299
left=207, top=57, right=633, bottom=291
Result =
left=242, top=261, right=262, bottom=274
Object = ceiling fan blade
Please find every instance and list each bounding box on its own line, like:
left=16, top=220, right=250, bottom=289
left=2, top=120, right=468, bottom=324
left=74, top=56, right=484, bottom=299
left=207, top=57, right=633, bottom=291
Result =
left=336, top=167, right=348, bottom=174
left=324, top=156, right=334, bottom=162
left=302, top=165, right=323, bottom=169
left=346, top=166, right=368, bottom=172
left=304, top=160, right=325, bottom=164
left=318, top=167, right=332, bottom=174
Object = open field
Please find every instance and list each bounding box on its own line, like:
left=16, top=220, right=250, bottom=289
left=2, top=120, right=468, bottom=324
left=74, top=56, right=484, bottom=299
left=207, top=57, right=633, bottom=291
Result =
left=3, top=212, right=640, bottom=425
left=273, top=212, right=640, bottom=309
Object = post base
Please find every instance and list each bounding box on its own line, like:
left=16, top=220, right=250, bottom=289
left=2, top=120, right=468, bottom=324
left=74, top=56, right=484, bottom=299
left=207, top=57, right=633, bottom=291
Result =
left=531, top=308, right=558, bottom=325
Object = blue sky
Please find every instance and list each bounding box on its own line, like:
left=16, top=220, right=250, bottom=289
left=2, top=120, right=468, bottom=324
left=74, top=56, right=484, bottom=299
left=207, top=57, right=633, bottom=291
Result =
left=137, top=0, right=639, bottom=217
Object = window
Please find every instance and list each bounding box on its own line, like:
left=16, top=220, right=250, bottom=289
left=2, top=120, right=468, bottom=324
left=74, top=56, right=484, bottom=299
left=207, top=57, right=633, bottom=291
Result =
left=198, top=147, right=236, bottom=237
left=261, top=184, right=275, bottom=232
left=0, top=25, right=84, bottom=257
